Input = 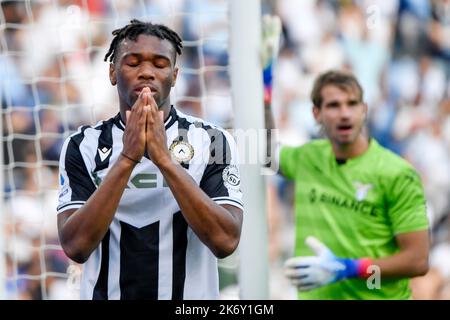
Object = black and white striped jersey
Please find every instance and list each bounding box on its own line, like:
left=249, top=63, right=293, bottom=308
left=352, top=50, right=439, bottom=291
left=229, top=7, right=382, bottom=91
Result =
left=57, top=106, right=243, bottom=300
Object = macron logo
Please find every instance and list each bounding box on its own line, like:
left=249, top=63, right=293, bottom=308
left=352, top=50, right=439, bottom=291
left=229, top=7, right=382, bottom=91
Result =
left=98, top=147, right=111, bottom=162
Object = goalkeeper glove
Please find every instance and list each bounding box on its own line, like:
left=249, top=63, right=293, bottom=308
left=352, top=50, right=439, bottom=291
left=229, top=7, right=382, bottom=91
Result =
left=260, top=15, right=281, bottom=105
left=284, top=236, right=373, bottom=292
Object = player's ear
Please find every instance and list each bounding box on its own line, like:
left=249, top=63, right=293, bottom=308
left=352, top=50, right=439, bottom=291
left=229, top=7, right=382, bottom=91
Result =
left=109, top=63, right=117, bottom=86
left=171, top=67, right=179, bottom=87
left=313, top=105, right=322, bottom=124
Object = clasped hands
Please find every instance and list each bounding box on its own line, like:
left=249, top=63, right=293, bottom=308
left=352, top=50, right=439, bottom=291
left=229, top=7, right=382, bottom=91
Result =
left=122, top=87, right=170, bottom=166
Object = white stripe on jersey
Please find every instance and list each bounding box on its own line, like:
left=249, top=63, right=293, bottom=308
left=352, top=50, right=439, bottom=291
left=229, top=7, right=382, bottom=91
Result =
left=158, top=213, right=174, bottom=300
left=107, top=218, right=121, bottom=299
left=80, top=241, right=101, bottom=300
left=184, top=228, right=219, bottom=299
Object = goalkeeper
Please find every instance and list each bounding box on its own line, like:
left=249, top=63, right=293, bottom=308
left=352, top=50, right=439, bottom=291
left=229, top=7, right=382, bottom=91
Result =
left=266, top=70, right=430, bottom=299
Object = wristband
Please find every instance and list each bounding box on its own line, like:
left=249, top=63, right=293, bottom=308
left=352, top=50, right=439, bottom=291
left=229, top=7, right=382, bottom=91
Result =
left=121, top=152, right=141, bottom=164
left=356, top=258, right=374, bottom=278
left=336, top=258, right=374, bottom=280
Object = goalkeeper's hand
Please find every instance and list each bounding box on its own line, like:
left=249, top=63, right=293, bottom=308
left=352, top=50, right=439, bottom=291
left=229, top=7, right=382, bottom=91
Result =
left=261, top=14, right=281, bottom=70
left=284, top=236, right=372, bottom=292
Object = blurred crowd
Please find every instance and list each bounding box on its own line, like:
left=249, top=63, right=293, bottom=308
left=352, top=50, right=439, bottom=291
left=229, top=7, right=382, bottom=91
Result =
left=0, top=0, right=449, bottom=300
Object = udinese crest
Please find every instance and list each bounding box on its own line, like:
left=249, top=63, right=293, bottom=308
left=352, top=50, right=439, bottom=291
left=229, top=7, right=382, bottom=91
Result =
left=169, top=140, right=194, bottom=163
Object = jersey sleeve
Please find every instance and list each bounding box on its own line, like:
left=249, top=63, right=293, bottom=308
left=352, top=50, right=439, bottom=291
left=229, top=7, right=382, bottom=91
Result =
left=57, top=134, right=97, bottom=214
left=279, top=145, right=299, bottom=179
left=387, top=167, right=429, bottom=234
left=199, top=129, right=243, bottom=211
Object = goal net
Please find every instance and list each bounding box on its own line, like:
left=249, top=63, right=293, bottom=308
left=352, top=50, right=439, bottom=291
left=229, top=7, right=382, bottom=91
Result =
left=0, top=0, right=241, bottom=300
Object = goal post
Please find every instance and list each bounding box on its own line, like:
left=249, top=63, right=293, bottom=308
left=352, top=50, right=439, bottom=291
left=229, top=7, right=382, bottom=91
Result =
left=229, top=0, right=269, bottom=300
left=0, top=88, right=5, bottom=299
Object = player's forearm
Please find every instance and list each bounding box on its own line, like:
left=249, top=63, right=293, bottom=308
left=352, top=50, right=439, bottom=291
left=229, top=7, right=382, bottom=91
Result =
left=157, top=158, right=241, bottom=258
left=372, top=250, right=429, bottom=279
left=340, top=243, right=429, bottom=280
left=371, top=230, right=430, bottom=279
left=60, top=156, right=136, bottom=263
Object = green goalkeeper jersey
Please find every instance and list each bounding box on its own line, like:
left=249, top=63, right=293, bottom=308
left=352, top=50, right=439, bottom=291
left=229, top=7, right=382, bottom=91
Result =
left=280, top=139, right=429, bottom=300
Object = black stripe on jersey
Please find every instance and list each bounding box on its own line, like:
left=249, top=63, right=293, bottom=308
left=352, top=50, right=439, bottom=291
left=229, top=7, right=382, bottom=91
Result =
left=94, top=119, right=114, bottom=172
left=166, top=106, right=177, bottom=129
left=119, top=221, right=159, bottom=300
left=192, top=120, right=231, bottom=165
left=113, top=113, right=125, bottom=130
left=172, top=211, right=188, bottom=300
left=199, top=126, right=233, bottom=199
left=93, top=230, right=110, bottom=300
left=65, top=126, right=97, bottom=202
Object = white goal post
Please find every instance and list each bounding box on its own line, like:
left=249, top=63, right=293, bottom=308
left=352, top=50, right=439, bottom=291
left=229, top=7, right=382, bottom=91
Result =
left=229, top=0, right=269, bottom=300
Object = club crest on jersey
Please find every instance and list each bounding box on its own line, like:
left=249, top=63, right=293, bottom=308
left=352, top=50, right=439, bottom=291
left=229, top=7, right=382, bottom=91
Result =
left=353, top=181, right=373, bottom=201
left=169, top=140, right=194, bottom=163
left=223, top=165, right=241, bottom=191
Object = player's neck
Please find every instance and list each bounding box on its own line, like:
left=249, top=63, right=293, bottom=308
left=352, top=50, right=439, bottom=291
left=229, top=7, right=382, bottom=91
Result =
left=160, top=102, right=172, bottom=122
left=331, top=135, right=369, bottom=160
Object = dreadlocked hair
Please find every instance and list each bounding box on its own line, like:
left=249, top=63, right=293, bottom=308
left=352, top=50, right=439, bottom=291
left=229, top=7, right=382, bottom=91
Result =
left=104, top=19, right=183, bottom=63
